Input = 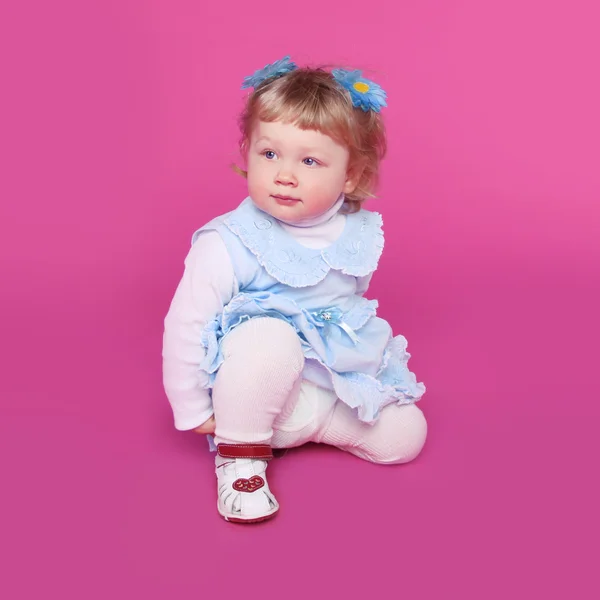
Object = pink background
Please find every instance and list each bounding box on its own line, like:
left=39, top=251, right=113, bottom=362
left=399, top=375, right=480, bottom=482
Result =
left=2, top=1, right=599, bottom=598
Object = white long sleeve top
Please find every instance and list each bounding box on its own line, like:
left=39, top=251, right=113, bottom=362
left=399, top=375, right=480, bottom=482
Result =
left=162, top=209, right=372, bottom=430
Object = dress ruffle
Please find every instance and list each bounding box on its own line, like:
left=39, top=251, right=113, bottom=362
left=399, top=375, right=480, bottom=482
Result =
left=199, top=290, right=425, bottom=423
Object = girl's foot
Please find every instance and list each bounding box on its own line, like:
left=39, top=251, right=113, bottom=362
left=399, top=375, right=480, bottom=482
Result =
left=215, top=444, right=279, bottom=523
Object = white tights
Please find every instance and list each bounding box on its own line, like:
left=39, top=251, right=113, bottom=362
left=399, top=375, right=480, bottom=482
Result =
left=212, top=317, right=427, bottom=465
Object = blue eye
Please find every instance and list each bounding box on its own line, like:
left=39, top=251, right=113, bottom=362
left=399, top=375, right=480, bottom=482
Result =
left=264, top=150, right=276, bottom=159
left=303, top=158, right=318, bottom=166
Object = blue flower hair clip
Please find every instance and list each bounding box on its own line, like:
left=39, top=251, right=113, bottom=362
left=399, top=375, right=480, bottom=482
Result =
left=332, top=69, right=387, bottom=113
left=241, top=57, right=388, bottom=113
left=241, top=55, right=298, bottom=89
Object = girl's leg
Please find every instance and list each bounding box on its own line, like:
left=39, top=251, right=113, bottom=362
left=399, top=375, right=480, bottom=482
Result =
left=210, top=316, right=305, bottom=523
left=315, top=401, right=427, bottom=465
left=212, top=317, right=305, bottom=444
left=271, top=380, right=338, bottom=450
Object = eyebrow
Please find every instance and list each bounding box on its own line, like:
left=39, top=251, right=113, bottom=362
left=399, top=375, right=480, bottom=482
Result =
left=254, top=137, right=328, bottom=155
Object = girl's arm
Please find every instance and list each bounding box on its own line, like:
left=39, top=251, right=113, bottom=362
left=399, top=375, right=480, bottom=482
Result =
left=162, top=230, right=237, bottom=430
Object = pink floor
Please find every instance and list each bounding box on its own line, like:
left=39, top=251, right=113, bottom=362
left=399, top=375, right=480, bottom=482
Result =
left=2, top=2, right=599, bottom=598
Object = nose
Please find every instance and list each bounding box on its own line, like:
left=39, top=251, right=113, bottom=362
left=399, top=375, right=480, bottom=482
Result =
left=275, top=163, right=297, bottom=187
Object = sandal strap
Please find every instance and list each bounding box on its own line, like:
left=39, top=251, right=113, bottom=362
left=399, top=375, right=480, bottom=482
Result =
left=217, top=443, right=273, bottom=460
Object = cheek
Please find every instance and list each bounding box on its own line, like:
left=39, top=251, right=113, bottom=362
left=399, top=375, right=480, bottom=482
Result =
left=310, top=170, right=346, bottom=195
left=246, top=163, right=270, bottom=198
left=246, top=157, right=260, bottom=182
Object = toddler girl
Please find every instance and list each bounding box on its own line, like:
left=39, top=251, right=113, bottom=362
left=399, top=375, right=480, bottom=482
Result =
left=162, top=56, right=427, bottom=523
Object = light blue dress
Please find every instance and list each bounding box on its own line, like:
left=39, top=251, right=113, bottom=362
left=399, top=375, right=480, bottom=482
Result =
left=193, top=197, right=425, bottom=424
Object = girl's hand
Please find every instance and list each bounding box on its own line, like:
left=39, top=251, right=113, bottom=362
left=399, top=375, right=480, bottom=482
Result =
left=193, top=415, right=216, bottom=435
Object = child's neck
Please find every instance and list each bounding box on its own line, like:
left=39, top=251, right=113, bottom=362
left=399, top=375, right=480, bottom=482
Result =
left=276, top=194, right=345, bottom=228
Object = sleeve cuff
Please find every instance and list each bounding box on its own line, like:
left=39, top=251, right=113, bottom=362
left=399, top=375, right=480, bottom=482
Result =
left=173, top=407, right=214, bottom=431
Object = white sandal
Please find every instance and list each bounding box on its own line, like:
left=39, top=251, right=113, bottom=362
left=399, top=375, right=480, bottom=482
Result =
left=215, top=444, right=279, bottom=524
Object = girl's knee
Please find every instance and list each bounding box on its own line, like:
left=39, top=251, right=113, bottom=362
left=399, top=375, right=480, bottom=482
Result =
left=221, top=317, right=304, bottom=373
left=362, top=403, right=427, bottom=465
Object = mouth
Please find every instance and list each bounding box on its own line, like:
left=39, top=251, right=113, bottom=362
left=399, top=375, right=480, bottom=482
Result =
left=271, top=194, right=301, bottom=204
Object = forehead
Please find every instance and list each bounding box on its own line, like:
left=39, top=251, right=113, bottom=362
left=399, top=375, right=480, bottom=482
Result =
left=251, top=120, right=345, bottom=153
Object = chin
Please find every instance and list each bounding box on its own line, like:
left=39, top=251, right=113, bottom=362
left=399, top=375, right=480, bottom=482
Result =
left=269, top=205, right=305, bottom=222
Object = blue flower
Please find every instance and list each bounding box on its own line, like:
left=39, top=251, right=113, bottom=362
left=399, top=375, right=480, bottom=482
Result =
left=332, top=69, right=387, bottom=112
left=311, top=307, right=359, bottom=344
left=241, top=56, right=298, bottom=89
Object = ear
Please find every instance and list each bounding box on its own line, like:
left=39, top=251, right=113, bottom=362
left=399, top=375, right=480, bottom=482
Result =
left=343, top=158, right=366, bottom=195
left=240, top=136, right=250, bottom=166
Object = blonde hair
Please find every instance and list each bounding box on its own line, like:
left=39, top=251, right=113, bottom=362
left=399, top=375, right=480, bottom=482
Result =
left=234, top=67, right=387, bottom=213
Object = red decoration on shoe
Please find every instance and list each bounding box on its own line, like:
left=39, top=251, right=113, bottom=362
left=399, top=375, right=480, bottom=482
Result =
left=217, top=444, right=273, bottom=460
left=232, top=476, right=265, bottom=493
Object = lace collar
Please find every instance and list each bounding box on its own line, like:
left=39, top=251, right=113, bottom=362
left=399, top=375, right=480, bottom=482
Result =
left=224, top=197, right=384, bottom=288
